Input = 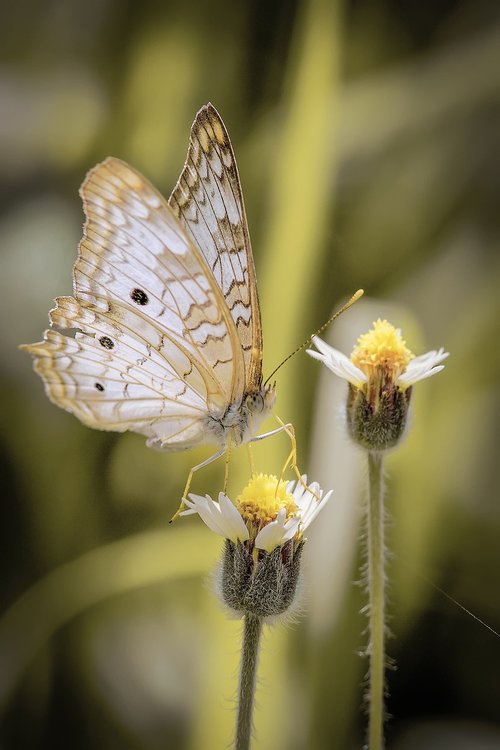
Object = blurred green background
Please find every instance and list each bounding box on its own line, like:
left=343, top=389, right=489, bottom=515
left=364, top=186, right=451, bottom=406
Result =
left=1, top=0, right=500, bottom=748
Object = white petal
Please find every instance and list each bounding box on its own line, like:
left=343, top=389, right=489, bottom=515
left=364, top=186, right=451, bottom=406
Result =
left=280, top=517, right=301, bottom=544
left=292, top=478, right=316, bottom=512
left=179, top=507, right=197, bottom=517
left=301, top=490, right=333, bottom=531
left=285, top=477, right=334, bottom=532
left=310, top=335, right=338, bottom=357
left=183, top=493, right=246, bottom=542
left=307, top=336, right=367, bottom=386
left=399, top=365, right=446, bottom=385
left=180, top=493, right=206, bottom=515
left=255, top=508, right=292, bottom=552
left=413, top=347, right=448, bottom=365
left=295, top=485, right=320, bottom=522
left=287, top=474, right=308, bottom=505
left=219, top=493, right=250, bottom=542
left=189, top=495, right=229, bottom=537
left=398, top=348, right=449, bottom=386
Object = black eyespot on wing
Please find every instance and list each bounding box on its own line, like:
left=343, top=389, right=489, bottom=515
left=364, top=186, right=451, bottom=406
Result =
left=95, top=383, right=105, bottom=392
left=131, top=288, right=149, bottom=305
left=99, top=336, right=114, bottom=349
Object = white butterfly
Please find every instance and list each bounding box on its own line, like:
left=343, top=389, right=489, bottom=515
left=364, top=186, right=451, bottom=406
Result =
left=22, top=104, right=282, bottom=513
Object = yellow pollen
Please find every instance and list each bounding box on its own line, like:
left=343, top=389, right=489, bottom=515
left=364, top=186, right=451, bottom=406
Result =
left=236, top=473, right=297, bottom=526
left=350, top=319, right=414, bottom=379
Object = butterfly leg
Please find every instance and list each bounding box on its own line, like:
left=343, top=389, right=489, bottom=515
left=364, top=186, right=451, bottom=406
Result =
left=169, top=448, right=227, bottom=523
left=257, top=414, right=319, bottom=500
left=248, top=420, right=315, bottom=493
left=223, top=431, right=234, bottom=494
left=248, top=424, right=290, bottom=443
left=249, top=421, right=312, bottom=495
left=273, top=417, right=301, bottom=488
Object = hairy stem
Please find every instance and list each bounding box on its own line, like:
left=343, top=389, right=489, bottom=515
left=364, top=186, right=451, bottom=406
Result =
left=235, top=613, right=263, bottom=750
left=366, top=451, right=386, bottom=750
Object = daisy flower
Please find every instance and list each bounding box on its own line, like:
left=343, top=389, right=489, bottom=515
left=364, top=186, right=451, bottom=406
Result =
left=307, top=319, right=449, bottom=450
left=181, top=473, right=332, bottom=619
left=181, top=473, right=332, bottom=553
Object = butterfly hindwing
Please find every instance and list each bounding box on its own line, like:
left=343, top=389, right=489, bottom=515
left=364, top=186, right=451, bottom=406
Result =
left=23, top=295, right=223, bottom=449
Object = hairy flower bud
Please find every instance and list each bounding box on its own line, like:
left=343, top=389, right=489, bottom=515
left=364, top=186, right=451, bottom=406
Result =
left=218, top=539, right=304, bottom=618
left=347, top=376, right=412, bottom=451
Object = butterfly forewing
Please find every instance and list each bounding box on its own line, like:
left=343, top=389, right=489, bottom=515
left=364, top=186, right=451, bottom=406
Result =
left=169, top=104, right=263, bottom=391
left=76, top=158, right=246, bottom=406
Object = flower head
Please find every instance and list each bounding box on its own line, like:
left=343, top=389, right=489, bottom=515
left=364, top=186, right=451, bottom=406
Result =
left=350, top=319, right=414, bottom=383
left=182, top=473, right=331, bottom=552
left=307, top=319, right=448, bottom=451
left=181, top=474, right=332, bottom=618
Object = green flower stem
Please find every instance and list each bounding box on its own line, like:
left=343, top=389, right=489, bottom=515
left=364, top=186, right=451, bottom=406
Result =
left=236, top=613, right=263, bottom=750
left=366, top=451, right=386, bottom=750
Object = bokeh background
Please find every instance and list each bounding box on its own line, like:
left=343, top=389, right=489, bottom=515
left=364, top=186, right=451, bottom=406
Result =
left=1, top=0, right=500, bottom=748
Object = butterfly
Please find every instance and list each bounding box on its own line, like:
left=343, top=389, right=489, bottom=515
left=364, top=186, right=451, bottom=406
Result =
left=22, top=104, right=284, bottom=516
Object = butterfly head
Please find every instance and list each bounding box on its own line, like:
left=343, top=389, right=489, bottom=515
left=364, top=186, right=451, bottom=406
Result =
left=245, top=382, right=276, bottom=418
left=228, top=383, right=275, bottom=446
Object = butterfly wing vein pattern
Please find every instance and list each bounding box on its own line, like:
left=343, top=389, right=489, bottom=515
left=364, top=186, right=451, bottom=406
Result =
left=169, top=104, right=263, bottom=389
left=22, top=104, right=276, bottom=456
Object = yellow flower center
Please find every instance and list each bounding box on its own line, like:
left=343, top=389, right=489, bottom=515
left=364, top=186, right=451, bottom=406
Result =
left=350, top=319, right=414, bottom=380
left=236, top=473, right=297, bottom=526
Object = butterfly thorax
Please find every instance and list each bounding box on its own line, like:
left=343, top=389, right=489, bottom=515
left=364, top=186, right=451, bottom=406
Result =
left=206, top=384, right=276, bottom=448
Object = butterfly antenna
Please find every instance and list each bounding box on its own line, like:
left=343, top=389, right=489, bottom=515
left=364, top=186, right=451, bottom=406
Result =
left=263, top=288, right=364, bottom=386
